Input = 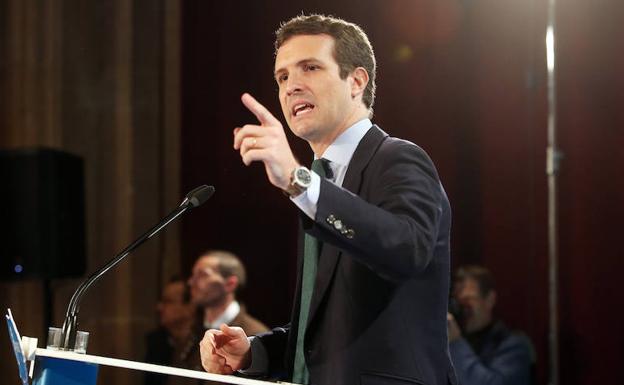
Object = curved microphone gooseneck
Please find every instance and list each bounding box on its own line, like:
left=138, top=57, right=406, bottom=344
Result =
left=59, top=185, right=215, bottom=350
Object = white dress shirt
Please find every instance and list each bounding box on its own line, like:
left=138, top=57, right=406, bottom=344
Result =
left=204, top=300, right=240, bottom=329
left=291, top=118, right=372, bottom=219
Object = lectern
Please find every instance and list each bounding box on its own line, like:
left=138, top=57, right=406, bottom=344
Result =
left=7, top=309, right=291, bottom=385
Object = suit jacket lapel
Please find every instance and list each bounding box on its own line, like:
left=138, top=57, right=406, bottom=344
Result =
left=306, top=125, right=388, bottom=328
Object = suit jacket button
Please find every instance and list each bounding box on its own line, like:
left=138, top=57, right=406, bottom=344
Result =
left=346, top=229, right=355, bottom=239
left=326, top=215, right=336, bottom=224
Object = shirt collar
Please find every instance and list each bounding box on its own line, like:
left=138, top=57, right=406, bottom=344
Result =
left=319, top=118, right=372, bottom=167
left=204, top=300, right=240, bottom=330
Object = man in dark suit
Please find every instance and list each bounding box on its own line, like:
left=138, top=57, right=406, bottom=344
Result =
left=199, top=14, right=456, bottom=385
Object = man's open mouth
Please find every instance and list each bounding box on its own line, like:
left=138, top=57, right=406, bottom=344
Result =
left=292, top=103, right=315, bottom=117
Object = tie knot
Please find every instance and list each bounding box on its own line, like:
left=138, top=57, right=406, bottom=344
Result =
left=311, top=158, right=333, bottom=179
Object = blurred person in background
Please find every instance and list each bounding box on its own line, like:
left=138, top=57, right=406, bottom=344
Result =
left=145, top=250, right=269, bottom=384
left=144, top=276, right=197, bottom=385
left=188, top=250, right=268, bottom=336
left=448, top=265, right=534, bottom=385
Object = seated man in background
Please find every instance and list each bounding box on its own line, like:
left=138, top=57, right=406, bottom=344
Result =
left=448, top=265, right=534, bottom=385
left=145, top=250, right=268, bottom=384
left=144, top=276, right=197, bottom=385
left=188, top=250, right=268, bottom=336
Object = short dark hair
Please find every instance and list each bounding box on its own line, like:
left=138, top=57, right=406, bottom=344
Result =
left=455, top=265, right=496, bottom=298
left=166, top=275, right=191, bottom=303
left=275, top=14, right=377, bottom=112
left=199, top=250, right=247, bottom=292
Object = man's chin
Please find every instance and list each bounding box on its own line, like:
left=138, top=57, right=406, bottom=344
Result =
left=289, top=120, right=319, bottom=141
left=200, top=297, right=225, bottom=308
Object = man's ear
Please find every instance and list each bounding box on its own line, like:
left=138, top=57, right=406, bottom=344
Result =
left=485, top=290, right=497, bottom=311
left=224, top=275, right=239, bottom=294
left=350, top=67, right=369, bottom=99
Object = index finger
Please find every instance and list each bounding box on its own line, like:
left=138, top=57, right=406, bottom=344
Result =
left=241, top=93, right=280, bottom=126
left=200, top=329, right=218, bottom=348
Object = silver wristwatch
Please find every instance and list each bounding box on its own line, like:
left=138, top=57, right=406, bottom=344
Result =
left=285, top=166, right=312, bottom=197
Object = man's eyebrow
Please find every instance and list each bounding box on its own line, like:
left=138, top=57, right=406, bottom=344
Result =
left=274, top=58, right=321, bottom=77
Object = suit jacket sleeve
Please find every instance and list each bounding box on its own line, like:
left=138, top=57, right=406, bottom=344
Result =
left=304, top=138, right=447, bottom=281
left=252, top=325, right=290, bottom=379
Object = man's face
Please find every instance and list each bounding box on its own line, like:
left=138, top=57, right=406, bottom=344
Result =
left=188, top=256, right=228, bottom=308
left=156, top=281, right=193, bottom=330
left=454, top=277, right=495, bottom=333
left=274, top=34, right=358, bottom=143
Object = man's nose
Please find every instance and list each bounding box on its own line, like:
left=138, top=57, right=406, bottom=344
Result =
left=285, top=73, right=303, bottom=95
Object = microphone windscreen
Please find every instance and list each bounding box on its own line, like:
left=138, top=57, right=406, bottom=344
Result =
left=186, top=185, right=215, bottom=207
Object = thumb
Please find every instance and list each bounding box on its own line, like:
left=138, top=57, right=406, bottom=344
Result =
left=219, top=323, right=246, bottom=338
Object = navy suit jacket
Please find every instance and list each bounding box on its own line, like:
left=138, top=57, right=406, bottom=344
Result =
left=258, top=125, right=457, bottom=385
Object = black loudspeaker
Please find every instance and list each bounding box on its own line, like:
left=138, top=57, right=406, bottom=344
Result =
left=0, top=148, right=86, bottom=279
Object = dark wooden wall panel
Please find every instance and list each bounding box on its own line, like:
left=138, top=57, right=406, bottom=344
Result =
left=557, top=1, right=624, bottom=383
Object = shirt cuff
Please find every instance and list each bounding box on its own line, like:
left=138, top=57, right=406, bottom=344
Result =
left=290, top=170, right=321, bottom=219
left=238, top=336, right=269, bottom=376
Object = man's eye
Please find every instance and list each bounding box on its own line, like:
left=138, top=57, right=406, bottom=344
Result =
left=305, top=64, right=318, bottom=71
left=278, top=74, right=288, bottom=83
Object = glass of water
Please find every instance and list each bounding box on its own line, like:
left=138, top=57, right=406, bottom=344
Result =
left=46, top=327, right=61, bottom=350
left=74, top=330, right=89, bottom=354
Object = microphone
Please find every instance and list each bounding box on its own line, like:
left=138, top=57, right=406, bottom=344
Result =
left=59, top=185, right=215, bottom=350
left=181, top=185, right=215, bottom=208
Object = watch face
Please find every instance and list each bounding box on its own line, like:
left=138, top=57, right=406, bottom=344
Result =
left=295, top=167, right=312, bottom=186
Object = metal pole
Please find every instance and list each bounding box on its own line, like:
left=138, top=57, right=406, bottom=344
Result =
left=545, top=1, right=562, bottom=384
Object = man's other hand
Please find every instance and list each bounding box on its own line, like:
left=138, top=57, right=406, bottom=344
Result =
left=199, top=324, right=252, bottom=375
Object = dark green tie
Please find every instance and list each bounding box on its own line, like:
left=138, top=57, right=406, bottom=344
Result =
left=292, top=158, right=328, bottom=384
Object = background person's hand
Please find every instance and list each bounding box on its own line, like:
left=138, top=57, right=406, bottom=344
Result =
left=447, top=313, right=462, bottom=342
